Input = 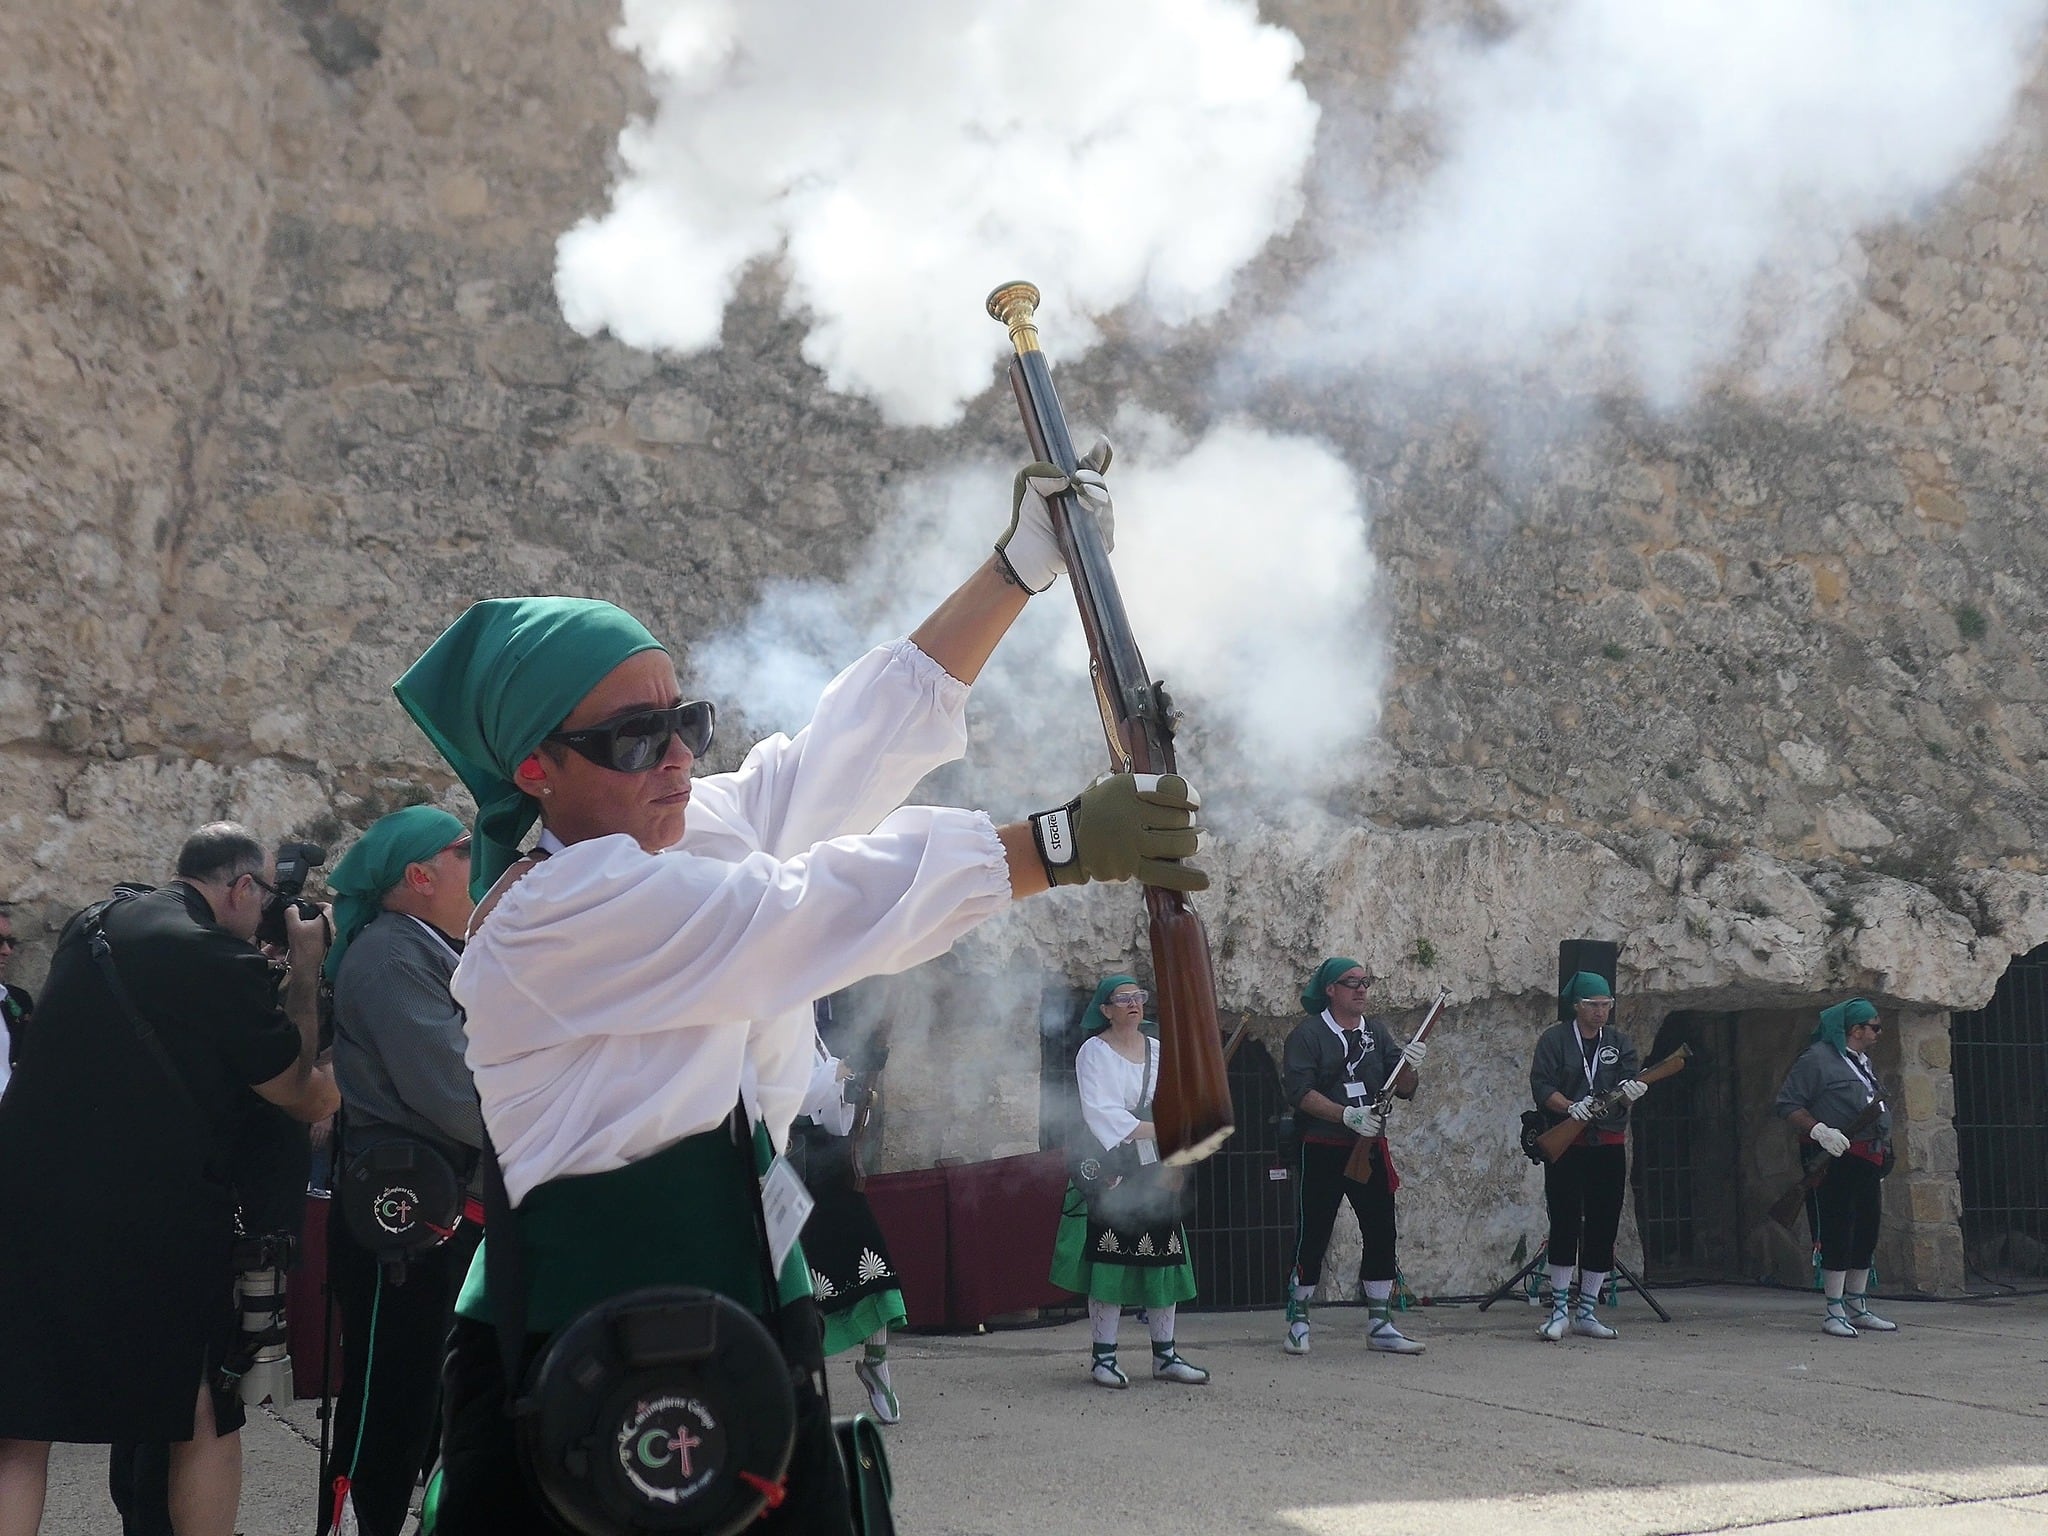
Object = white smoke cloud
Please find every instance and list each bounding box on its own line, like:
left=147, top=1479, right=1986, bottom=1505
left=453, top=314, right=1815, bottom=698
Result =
left=558, top=0, right=1320, bottom=427
left=688, top=413, right=1377, bottom=816
left=1269, top=0, right=2048, bottom=403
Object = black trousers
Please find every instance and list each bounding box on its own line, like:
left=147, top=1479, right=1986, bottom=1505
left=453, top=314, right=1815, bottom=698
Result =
left=319, top=1198, right=482, bottom=1536
left=1813, top=1154, right=1884, bottom=1271
left=1290, top=1140, right=1396, bottom=1289
left=436, top=1309, right=853, bottom=1536
left=1544, top=1141, right=1627, bottom=1272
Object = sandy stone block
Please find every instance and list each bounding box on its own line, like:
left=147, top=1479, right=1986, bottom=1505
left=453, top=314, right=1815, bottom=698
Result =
left=433, top=169, right=489, bottom=220
left=1914, top=1030, right=1952, bottom=1070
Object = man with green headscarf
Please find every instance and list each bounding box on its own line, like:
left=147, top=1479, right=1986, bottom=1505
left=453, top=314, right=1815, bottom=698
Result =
left=320, top=804, right=478, bottom=1536
left=401, top=484, right=1207, bottom=1533
left=1279, top=957, right=1429, bottom=1357
left=1775, top=998, right=1897, bottom=1338
left=1530, top=970, right=1641, bottom=1342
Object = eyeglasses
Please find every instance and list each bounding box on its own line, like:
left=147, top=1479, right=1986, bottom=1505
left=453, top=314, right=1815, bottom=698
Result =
left=444, top=840, right=473, bottom=861
left=1108, top=990, right=1148, bottom=1006
left=1332, top=977, right=1374, bottom=990
left=0, top=937, right=16, bottom=950
left=242, top=873, right=279, bottom=898
left=546, top=701, right=715, bottom=774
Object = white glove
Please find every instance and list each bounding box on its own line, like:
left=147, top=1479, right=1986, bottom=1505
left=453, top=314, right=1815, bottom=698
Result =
left=1398, top=1040, right=1429, bottom=1072
left=998, top=440, right=1115, bottom=594
left=1566, top=1097, right=1596, bottom=1122
left=1341, top=1105, right=1384, bottom=1138
left=1619, top=1078, right=1648, bottom=1103
left=1809, top=1122, right=1850, bottom=1158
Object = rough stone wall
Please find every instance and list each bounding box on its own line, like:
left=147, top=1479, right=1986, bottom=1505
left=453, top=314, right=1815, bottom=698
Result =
left=3, top=0, right=2044, bottom=1296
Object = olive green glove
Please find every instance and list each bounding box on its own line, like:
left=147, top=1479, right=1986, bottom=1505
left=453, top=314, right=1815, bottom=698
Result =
left=996, top=436, right=1115, bottom=594
left=1028, top=772, right=1207, bottom=892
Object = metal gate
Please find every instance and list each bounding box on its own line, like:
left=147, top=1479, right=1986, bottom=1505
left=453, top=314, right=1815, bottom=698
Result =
left=1952, top=944, right=2048, bottom=1280
left=1186, top=1034, right=1294, bottom=1310
left=1630, top=1012, right=1742, bottom=1281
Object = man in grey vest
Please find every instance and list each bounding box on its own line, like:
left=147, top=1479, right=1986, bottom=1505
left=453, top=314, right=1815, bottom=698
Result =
left=320, top=806, right=480, bottom=1536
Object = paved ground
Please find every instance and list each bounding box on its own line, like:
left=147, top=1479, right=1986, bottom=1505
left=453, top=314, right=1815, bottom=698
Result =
left=35, top=1286, right=2048, bottom=1534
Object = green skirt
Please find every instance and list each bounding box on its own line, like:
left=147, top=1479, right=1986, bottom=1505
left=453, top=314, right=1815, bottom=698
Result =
left=821, top=1287, right=908, bottom=1358
left=1048, top=1185, right=1197, bottom=1308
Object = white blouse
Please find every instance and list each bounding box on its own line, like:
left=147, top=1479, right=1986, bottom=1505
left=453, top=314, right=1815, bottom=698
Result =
left=799, top=1037, right=856, bottom=1138
left=1075, top=1034, right=1160, bottom=1166
left=453, top=638, right=1012, bottom=1203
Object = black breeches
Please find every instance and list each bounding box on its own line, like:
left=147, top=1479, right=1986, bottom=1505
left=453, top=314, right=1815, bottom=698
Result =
left=436, top=1311, right=852, bottom=1536
left=1813, top=1154, right=1884, bottom=1272
left=1290, top=1140, right=1397, bottom=1288
left=1544, top=1142, right=1627, bottom=1272
left=319, top=1198, right=481, bottom=1536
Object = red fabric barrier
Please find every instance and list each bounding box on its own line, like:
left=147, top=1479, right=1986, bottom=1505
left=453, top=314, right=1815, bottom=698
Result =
left=864, top=1152, right=1068, bottom=1329
left=862, top=1167, right=949, bottom=1328
left=286, top=1191, right=345, bottom=1400
left=944, top=1149, right=1070, bottom=1323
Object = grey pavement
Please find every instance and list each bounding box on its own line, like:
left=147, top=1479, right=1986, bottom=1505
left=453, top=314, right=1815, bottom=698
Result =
left=34, top=1286, right=2048, bottom=1534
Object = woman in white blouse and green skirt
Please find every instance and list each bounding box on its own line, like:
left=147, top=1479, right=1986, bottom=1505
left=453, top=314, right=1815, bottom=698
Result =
left=1049, top=975, right=1209, bottom=1389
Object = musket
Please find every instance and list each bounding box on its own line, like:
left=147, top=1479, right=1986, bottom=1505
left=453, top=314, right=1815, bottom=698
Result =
left=988, top=281, right=1232, bottom=1166
left=1532, top=1042, right=1693, bottom=1163
left=1767, top=1096, right=1886, bottom=1230
left=1342, top=987, right=1452, bottom=1182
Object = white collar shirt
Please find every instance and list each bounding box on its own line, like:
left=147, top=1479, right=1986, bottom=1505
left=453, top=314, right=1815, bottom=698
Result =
left=455, top=638, right=1011, bottom=1203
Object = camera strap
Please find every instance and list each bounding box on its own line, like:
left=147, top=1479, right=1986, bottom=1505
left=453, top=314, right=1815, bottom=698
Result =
left=79, top=896, right=223, bottom=1184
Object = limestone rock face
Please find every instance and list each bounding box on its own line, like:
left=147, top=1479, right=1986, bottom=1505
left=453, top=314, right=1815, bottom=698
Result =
left=3, top=0, right=2044, bottom=1297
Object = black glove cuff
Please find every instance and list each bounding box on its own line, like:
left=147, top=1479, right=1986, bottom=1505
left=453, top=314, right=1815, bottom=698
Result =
left=1028, top=801, right=1082, bottom=886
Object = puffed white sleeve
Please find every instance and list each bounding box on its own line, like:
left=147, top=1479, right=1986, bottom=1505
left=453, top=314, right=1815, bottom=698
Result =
left=1075, top=1038, right=1141, bottom=1154
left=465, top=816, right=1011, bottom=1056
left=690, top=639, right=971, bottom=858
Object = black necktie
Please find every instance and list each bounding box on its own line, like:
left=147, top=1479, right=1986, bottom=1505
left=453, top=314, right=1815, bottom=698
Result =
left=1343, top=1029, right=1367, bottom=1079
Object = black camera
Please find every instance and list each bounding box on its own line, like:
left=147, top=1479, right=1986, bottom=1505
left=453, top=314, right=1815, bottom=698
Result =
left=254, top=840, right=327, bottom=948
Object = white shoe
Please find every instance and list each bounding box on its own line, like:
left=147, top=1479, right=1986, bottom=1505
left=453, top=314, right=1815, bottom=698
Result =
left=1091, top=1353, right=1130, bottom=1388
left=1283, top=1321, right=1310, bottom=1355
left=854, top=1357, right=901, bottom=1424
left=1152, top=1348, right=1211, bottom=1384
left=1368, top=1319, right=1425, bottom=1354
left=1571, top=1304, right=1618, bottom=1340
left=1822, top=1301, right=1859, bottom=1338
left=1538, top=1300, right=1570, bottom=1342
left=1844, top=1295, right=1897, bottom=1332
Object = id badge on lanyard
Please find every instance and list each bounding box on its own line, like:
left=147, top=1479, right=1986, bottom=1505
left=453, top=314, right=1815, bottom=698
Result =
left=759, top=1156, right=814, bottom=1273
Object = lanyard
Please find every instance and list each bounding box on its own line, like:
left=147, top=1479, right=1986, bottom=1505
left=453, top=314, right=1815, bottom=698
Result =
left=1838, top=1047, right=1880, bottom=1105
left=1578, top=1027, right=1604, bottom=1092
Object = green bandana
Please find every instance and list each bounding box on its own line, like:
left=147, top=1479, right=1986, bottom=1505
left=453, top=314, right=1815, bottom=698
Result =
left=323, top=805, right=468, bottom=982
left=1561, top=970, right=1614, bottom=1004
left=1301, top=957, right=1366, bottom=1015
left=1812, top=997, right=1878, bottom=1051
left=395, top=598, right=666, bottom=898
left=1088, top=974, right=1141, bottom=1030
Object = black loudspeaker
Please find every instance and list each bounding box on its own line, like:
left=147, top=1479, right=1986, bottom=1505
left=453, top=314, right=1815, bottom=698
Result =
left=1556, top=939, right=1620, bottom=1021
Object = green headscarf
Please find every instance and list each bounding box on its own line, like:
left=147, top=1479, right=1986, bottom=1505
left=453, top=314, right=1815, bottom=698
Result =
left=1561, top=971, right=1614, bottom=1004
left=322, top=806, right=468, bottom=982
left=1813, top=997, right=1878, bottom=1052
left=1086, top=975, right=1141, bottom=1032
left=394, top=598, right=666, bottom=898
left=1301, top=957, right=1366, bottom=1014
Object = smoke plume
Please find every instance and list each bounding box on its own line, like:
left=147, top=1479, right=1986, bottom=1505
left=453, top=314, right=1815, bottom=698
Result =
left=557, top=0, right=1319, bottom=427
left=688, top=412, right=1377, bottom=819
left=1267, top=0, right=2048, bottom=403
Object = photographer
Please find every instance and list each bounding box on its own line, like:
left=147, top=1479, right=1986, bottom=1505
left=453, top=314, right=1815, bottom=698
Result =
left=319, top=806, right=481, bottom=1536
left=0, top=824, right=337, bottom=1536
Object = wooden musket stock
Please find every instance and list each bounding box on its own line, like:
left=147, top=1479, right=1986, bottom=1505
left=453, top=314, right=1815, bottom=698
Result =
left=1534, top=1042, right=1693, bottom=1163
left=1767, top=1097, right=1886, bottom=1230
left=988, top=281, right=1233, bottom=1166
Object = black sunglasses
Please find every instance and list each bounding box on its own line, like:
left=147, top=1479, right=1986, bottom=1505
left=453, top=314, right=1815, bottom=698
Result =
left=546, top=701, right=715, bottom=774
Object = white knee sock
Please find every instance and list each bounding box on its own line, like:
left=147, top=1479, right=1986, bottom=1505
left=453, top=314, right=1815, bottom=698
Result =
left=1822, top=1268, right=1847, bottom=1301
left=1844, top=1268, right=1869, bottom=1298
left=1548, top=1263, right=1576, bottom=1299
left=1362, top=1279, right=1393, bottom=1303
left=1291, top=1280, right=1315, bottom=1303
left=1089, top=1298, right=1121, bottom=1347
left=1149, top=1304, right=1177, bottom=1346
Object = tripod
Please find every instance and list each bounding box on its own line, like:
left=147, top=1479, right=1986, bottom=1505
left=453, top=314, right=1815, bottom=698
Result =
left=1477, top=1238, right=1671, bottom=1322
